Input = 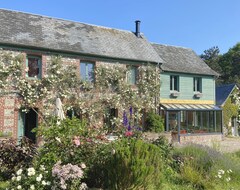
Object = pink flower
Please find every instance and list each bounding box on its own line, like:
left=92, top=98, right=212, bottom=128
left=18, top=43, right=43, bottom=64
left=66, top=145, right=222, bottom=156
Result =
left=125, top=131, right=133, bottom=137
left=73, top=136, right=80, bottom=146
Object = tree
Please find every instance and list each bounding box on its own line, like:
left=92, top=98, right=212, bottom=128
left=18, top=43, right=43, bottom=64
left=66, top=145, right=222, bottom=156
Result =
left=200, top=46, right=222, bottom=74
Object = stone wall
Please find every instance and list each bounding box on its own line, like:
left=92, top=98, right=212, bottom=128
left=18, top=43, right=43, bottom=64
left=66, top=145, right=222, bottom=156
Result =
left=178, top=134, right=223, bottom=145
left=0, top=48, right=132, bottom=139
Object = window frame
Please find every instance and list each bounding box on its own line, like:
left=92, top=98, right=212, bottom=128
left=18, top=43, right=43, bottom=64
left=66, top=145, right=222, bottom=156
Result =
left=193, top=77, right=202, bottom=93
left=170, top=75, right=179, bottom=92
left=80, top=61, right=95, bottom=82
left=26, top=55, right=42, bottom=79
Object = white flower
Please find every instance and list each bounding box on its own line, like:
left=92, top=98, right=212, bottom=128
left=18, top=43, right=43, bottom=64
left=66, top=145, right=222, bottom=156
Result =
left=218, top=174, right=222, bottom=178
left=16, top=176, right=21, bottom=181
left=218, top=169, right=224, bottom=175
left=227, top=169, right=232, bottom=173
left=30, top=185, right=35, bottom=190
left=40, top=165, right=45, bottom=171
left=11, top=176, right=16, bottom=181
left=46, top=181, right=51, bottom=186
left=27, top=167, right=36, bottom=176
left=226, top=177, right=231, bottom=182
left=55, top=137, right=61, bottom=143
left=36, top=176, right=41, bottom=182
left=17, top=185, right=22, bottom=190
left=81, top=163, right=86, bottom=169
left=42, top=180, right=47, bottom=186
left=16, top=169, right=23, bottom=175
left=79, top=183, right=88, bottom=190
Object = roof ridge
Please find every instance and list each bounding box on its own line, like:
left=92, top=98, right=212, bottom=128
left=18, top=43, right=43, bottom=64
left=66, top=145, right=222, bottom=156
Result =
left=0, top=8, right=134, bottom=34
left=152, top=42, right=192, bottom=51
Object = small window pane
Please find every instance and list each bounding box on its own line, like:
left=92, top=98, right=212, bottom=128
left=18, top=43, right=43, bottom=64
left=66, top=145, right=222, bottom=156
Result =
left=80, top=62, right=94, bottom=82
left=127, top=66, right=137, bottom=85
left=27, top=57, right=41, bottom=78
left=194, top=77, right=202, bottom=92
left=170, top=75, right=179, bottom=91
left=80, top=63, right=87, bottom=80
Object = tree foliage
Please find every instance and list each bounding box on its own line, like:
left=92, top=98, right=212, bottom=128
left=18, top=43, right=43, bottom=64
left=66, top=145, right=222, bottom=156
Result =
left=201, top=43, right=240, bottom=84
left=200, top=46, right=222, bottom=74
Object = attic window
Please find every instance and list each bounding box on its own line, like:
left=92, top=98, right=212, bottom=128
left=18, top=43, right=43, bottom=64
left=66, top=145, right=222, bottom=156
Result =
left=26, top=55, right=41, bottom=79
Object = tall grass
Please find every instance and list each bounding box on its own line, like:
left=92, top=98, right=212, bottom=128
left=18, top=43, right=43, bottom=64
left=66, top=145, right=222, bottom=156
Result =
left=172, top=144, right=240, bottom=190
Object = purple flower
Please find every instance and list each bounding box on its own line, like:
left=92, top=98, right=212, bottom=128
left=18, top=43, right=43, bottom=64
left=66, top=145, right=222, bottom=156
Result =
left=129, top=107, right=133, bottom=116
left=128, top=124, right=131, bottom=131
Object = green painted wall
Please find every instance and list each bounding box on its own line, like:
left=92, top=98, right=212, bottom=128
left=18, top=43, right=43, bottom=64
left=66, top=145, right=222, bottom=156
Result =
left=160, top=72, right=215, bottom=102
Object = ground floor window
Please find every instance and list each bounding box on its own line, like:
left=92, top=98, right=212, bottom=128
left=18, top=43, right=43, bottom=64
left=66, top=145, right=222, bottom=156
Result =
left=165, top=110, right=222, bottom=134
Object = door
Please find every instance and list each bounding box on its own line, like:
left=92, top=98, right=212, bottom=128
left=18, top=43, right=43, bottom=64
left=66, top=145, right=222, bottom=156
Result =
left=18, top=111, right=25, bottom=141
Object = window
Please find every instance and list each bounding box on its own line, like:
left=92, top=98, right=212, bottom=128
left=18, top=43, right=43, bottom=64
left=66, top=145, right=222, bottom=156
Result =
left=26, top=55, right=41, bottom=78
left=127, top=66, right=138, bottom=85
left=80, top=62, right=94, bottom=82
left=104, top=108, right=118, bottom=129
left=170, top=75, right=179, bottom=91
left=193, top=77, right=202, bottom=92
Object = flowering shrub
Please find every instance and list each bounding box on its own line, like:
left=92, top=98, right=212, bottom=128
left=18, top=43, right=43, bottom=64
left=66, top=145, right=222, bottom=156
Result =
left=0, top=137, right=36, bottom=180
left=35, top=117, right=104, bottom=179
left=52, top=162, right=87, bottom=190
left=9, top=166, right=51, bottom=190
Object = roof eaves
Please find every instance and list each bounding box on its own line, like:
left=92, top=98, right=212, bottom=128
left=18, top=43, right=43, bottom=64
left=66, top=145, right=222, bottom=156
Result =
left=0, top=42, right=160, bottom=64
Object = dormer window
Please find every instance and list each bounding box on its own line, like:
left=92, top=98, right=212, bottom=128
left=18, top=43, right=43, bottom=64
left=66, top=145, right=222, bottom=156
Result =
left=26, top=55, right=41, bottom=79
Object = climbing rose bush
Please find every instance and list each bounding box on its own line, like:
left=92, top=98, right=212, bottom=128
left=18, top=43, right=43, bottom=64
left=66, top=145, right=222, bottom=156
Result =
left=9, top=165, right=51, bottom=190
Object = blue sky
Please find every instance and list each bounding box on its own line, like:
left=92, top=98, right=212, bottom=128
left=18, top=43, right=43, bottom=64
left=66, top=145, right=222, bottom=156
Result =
left=1, top=0, right=239, bottom=55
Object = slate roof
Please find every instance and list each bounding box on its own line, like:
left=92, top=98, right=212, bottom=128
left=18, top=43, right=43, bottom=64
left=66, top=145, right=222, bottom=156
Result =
left=0, top=9, right=163, bottom=63
left=152, top=43, right=219, bottom=76
left=216, top=84, right=237, bottom=106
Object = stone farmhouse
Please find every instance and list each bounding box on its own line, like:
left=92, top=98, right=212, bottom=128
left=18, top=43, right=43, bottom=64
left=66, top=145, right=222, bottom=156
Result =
left=0, top=9, right=222, bottom=143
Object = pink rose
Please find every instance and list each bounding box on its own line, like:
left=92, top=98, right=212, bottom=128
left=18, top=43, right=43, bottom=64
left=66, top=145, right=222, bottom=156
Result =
left=125, top=131, right=133, bottom=137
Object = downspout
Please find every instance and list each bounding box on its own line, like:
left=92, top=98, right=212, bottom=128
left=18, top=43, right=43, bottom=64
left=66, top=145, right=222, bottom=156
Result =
left=155, top=62, right=162, bottom=113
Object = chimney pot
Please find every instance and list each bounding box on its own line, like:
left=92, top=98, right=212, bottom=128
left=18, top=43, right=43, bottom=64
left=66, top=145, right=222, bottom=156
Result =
left=135, top=20, right=141, bottom=38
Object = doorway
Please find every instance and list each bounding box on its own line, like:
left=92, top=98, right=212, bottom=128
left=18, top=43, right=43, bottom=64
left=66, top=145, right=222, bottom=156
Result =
left=18, top=109, right=38, bottom=143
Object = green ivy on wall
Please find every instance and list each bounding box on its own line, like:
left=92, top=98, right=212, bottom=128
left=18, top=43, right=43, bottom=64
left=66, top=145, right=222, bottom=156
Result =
left=223, top=91, right=239, bottom=129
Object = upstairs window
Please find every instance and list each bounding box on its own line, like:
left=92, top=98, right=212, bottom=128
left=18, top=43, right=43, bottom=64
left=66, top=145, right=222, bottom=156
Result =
left=193, top=77, right=202, bottom=92
left=80, top=62, right=94, bottom=82
left=127, top=66, right=138, bottom=85
left=170, top=75, right=179, bottom=91
left=26, top=55, right=41, bottom=79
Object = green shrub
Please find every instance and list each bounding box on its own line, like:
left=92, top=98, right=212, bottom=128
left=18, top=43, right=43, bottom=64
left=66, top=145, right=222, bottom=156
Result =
left=144, top=111, right=164, bottom=132
left=89, top=138, right=165, bottom=189
left=152, top=135, right=173, bottom=160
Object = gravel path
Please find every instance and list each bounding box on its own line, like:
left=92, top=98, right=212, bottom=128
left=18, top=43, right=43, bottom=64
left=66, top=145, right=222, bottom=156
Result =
left=218, top=137, right=240, bottom=153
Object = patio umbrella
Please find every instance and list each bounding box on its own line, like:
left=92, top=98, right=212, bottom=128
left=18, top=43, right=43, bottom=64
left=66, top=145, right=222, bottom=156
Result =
left=54, top=98, right=66, bottom=120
